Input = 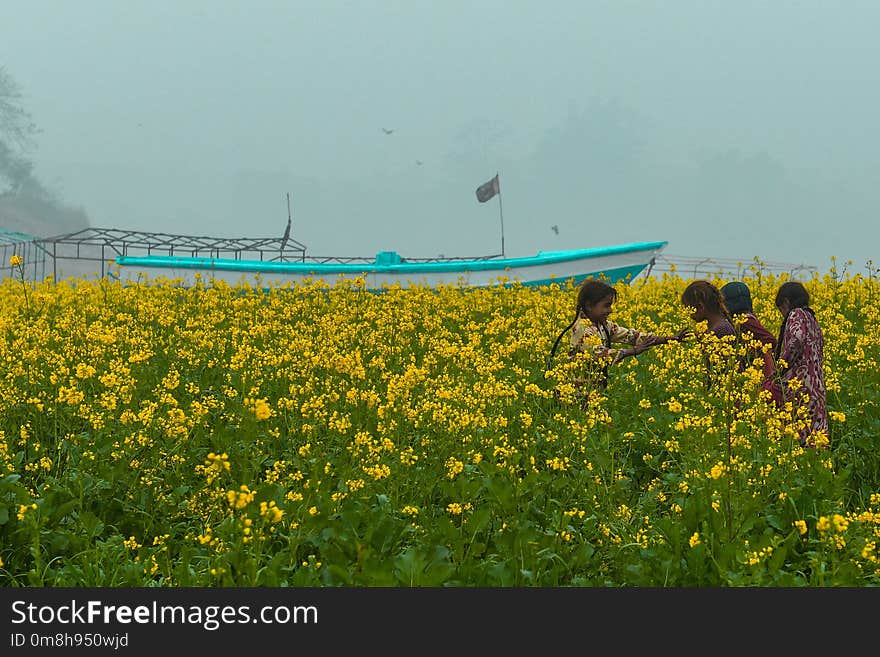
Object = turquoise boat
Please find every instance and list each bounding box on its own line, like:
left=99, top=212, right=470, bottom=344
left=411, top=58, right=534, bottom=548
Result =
left=112, top=240, right=667, bottom=289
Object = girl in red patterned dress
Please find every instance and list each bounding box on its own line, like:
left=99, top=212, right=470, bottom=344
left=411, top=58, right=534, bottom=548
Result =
left=720, top=280, right=782, bottom=405
left=772, top=281, right=828, bottom=448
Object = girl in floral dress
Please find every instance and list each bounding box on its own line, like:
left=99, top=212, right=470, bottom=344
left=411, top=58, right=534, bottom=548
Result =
left=553, top=279, right=688, bottom=400
left=772, top=281, right=828, bottom=448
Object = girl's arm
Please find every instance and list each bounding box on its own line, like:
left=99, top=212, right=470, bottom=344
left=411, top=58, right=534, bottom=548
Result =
left=607, top=321, right=688, bottom=349
left=607, top=321, right=656, bottom=347
left=605, top=321, right=664, bottom=364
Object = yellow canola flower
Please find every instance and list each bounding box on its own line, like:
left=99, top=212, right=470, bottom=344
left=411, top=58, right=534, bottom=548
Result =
left=17, top=503, right=38, bottom=521
left=259, top=501, right=284, bottom=522
left=709, top=462, right=726, bottom=480
left=445, top=457, right=464, bottom=479
left=123, top=536, right=142, bottom=550
left=832, top=514, right=849, bottom=533
left=226, top=485, right=255, bottom=510
left=446, top=502, right=472, bottom=515
left=243, top=397, right=273, bottom=420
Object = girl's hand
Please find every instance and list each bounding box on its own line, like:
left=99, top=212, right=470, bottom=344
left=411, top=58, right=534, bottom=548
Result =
left=671, top=329, right=691, bottom=342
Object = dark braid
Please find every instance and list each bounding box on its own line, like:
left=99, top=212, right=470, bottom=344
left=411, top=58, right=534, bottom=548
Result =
left=774, top=314, right=789, bottom=361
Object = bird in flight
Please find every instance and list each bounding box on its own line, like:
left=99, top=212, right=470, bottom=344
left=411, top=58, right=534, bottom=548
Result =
left=415, top=160, right=423, bottom=166
left=551, top=225, right=559, bottom=235
left=381, top=128, right=395, bottom=135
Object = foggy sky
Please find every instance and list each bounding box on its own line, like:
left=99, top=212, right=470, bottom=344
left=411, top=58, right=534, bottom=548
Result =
left=3, top=1, right=879, bottom=272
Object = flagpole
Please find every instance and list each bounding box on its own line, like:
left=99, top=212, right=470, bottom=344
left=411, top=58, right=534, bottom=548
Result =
left=496, top=172, right=505, bottom=257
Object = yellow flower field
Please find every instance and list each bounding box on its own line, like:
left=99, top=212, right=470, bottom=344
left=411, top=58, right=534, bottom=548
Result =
left=0, top=265, right=878, bottom=586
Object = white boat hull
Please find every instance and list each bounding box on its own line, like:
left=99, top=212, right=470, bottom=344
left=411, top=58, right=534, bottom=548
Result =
left=112, top=241, right=667, bottom=289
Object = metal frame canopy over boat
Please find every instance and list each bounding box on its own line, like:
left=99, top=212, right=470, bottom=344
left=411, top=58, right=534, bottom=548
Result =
left=113, top=240, right=668, bottom=289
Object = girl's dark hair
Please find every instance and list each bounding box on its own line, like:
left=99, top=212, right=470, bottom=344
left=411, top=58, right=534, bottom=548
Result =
left=547, top=278, right=616, bottom=371
left=576, top=279, right=617, bottom=317
left=681, top=280, right=731, bottom=322
left=775, top=281, right=810, bottom=309
left=774, top=281, right=814, bottom=359
left=720, top=281, right=753, bottom=315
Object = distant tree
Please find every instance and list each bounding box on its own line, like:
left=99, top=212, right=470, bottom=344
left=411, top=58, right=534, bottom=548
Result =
left=0, top=65, right=39, bottom=150
left=0, top=139, right=35, bottom=195
left=0, top=66, right=42, bottom=197
left=0, top=67, right=89, bottom=236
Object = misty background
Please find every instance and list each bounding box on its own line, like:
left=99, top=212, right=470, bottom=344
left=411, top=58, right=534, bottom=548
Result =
left=2, top=1, right=878, bottom=273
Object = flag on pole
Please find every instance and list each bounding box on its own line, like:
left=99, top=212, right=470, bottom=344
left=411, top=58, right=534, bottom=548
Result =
left=475, top=174, right=500, bottom=203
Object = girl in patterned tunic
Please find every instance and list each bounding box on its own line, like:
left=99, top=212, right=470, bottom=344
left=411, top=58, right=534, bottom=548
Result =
left=561, top=279, right=688, bottom=394
left=772, top=281, right=828, bottom=448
